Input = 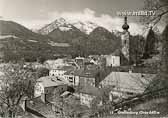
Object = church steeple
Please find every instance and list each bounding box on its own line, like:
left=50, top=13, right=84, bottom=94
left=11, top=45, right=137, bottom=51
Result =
left=121, top=16, right=130, bottom=65
left=122, top=16, right=129, bottom=31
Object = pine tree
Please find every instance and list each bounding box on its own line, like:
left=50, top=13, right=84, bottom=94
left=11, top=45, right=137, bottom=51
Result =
left=143, top=28, right=157, bottom=59
left=145, top=25, right=168, bottom=91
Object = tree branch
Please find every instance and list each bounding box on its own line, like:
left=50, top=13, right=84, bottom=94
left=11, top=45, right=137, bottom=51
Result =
left=14, top=94, right=24, bottom=106
left=148, top=9, right=168, bottom=25
left=0, top=95, right=9, bottom=106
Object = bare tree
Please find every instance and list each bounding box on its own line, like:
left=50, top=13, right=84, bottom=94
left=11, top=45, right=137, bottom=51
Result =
left=0, top=63, right=37, bottom=118
left=141, top=0, right=168, bottom=91
left=141, top=0, right=168, bottom=26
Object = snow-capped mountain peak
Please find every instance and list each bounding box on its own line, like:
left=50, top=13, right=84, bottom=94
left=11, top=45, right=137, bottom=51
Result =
left=38, top=17, right=73, bottom=34
left=38, top=17, right=99, bottom=35
left=71, top=20, right=98, bottom=34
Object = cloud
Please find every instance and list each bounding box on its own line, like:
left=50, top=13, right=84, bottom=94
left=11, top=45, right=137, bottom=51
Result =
left=48, top=8, right=143, bottom=35
left=1, top=8, right=143, bottom=35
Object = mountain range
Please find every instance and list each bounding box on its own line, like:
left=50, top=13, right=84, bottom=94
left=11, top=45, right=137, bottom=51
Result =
left=0, top=18, right=122, bottom=62
left=38, top=17, right=99, bottom=35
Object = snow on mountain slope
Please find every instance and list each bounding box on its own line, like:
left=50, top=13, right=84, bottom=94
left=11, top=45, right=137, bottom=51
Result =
left=71, top=21, right=98, bottom=34
left=38, top=18, right=73, bottom=34
left=38, top=17, right=98, bottom=35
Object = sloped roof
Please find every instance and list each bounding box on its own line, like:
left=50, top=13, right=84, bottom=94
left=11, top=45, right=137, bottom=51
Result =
left=73, top=63, right=99, bottom=77
left=26, top=96, right=55, bottom=117
left=79, top=86, right=103, bottom=97
left=111, top=49, right=121, bottom=56
left=100, top=72, right=156, bottom=94
left=73, top=68, right=98, bottom=78
left=37, top=76, right=67, bottom=88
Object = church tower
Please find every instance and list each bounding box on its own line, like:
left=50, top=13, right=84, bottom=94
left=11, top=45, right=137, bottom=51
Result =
left=121, top=16, right=130, bottom=62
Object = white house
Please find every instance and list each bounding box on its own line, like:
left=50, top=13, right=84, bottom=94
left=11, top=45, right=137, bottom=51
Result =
left=34, top=76, right=66, bottom=97
left=49, top=65, right=76, bottom=77
left=49, top=65, right=79, bottom=86
left=64, top=71, right=80, bottom=86
left=105, top=55, right=120, bottom=67
left=49, top=69, right=66, bottom=77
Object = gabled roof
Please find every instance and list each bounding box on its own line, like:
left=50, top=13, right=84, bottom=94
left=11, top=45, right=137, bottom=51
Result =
left=100, top=72, right=156, bottom=94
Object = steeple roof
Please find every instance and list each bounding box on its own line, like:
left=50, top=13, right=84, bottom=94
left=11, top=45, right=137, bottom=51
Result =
left=122, top=16, right=129, bottom=31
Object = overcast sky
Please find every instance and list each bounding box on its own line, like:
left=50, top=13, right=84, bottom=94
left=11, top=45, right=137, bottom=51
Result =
left=0, top=0, right=164, bottom=35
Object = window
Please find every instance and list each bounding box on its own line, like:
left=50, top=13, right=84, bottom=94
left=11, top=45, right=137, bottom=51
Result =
left=127, top=92, right=134, bottom=95
left=57, top=77, right=61, bottom=81
left=69, top=77, right=73, bottom=80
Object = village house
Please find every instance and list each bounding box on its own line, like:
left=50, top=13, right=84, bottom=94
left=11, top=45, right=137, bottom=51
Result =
left=79, top=86, right=103, bottom=107
left=105, top=55, right=120, bottom=67
left=99, top=71, right=156, bottom=101
left=49, top=65, right=79, bottom=86
left=34, top=76, right=68, bottom=97
left=64, top=70, right=80, bottom=86
left=89, top=55, right=107, bottom=69
left=104, top=49, right=121, bottom=67
left=71, top=61, right=112, bottom=88
left=49, top=65, right=76, bottom=77
left=49, top=68, right=66, bottom=77
left=64, top=58, right=80, bottom=68
left=28, top=75, right=76, bottom=118
left=74, top=56, right=86, bottom=69
left=73, top=63, right=101, bottom=87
